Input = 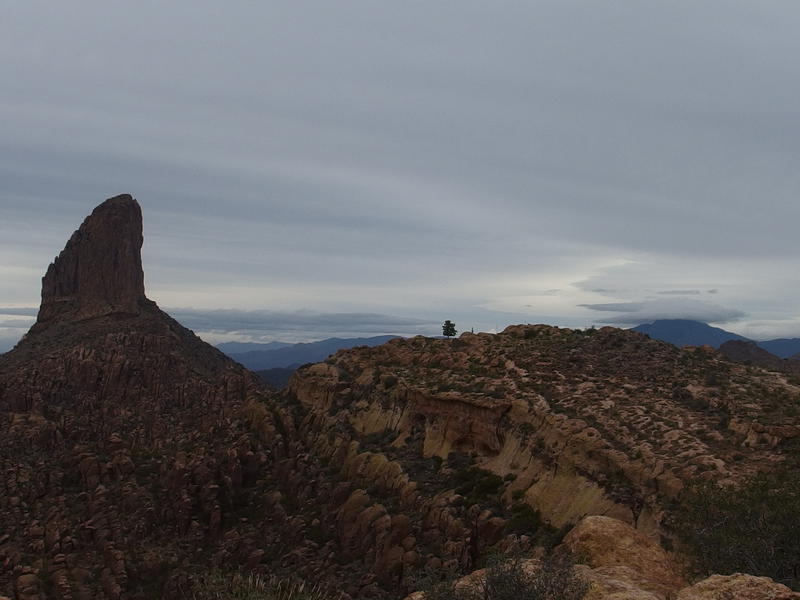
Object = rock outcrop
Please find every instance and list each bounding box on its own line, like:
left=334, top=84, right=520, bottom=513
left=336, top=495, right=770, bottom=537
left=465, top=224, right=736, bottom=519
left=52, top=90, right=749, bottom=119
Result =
left=676, top=574, right=800, bottom=600
left=0, top=196, right=359, bottom=599
left=405, top=516, right=800, bottom=600
left=560, top=515, right=685, bottom=597
left=37, top=194, right=145, bottom=324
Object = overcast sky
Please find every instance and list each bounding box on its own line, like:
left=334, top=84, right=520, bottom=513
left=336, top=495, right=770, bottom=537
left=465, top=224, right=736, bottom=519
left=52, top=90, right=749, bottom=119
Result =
left=2, top=1, right=800, bottom=351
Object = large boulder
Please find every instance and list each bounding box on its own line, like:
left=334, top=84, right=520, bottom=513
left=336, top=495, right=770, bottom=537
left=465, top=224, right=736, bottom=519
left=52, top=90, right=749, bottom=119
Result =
left=676, top=574, right=800, bottom=600
left=559, top=516, right=685, bottom=598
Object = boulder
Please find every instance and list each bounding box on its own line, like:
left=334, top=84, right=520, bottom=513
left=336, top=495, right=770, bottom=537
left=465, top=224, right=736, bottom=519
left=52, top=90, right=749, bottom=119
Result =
left=559, top=516, right=685, bottom=598
left=676, top=573, right=800, bottom=600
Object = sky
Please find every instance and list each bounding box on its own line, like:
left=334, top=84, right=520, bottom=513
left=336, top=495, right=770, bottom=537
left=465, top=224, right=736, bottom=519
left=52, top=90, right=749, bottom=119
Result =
left=2, top=1, right=800, bottom=351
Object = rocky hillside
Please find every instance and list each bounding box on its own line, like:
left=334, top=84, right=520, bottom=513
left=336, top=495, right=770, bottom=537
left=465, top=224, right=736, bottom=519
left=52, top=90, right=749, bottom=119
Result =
left=0, top=196, right=389, bottom=599
left=290, top=325, right=800, bottom=540
left=3, top=195, right=799, bottom=599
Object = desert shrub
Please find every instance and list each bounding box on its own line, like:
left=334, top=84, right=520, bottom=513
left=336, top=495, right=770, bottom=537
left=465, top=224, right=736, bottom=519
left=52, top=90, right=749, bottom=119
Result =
left=190, top=572, right=341, bottom=600
left=671, top=386, right=709, bottom=412
left=421, top=555, right=588, bottom=600
left=505, top=503, right=573, bottom=549
left=671, top=469, right=800, bottom=590
left=478, top=555, right=588, bottom=600
left=505, top=503, right=543, bottom=535
left=361, top=428, right=396, bottom=448
left=454, top=468, right=505, bottom=505
left=704, top=369, right=728, bottom=387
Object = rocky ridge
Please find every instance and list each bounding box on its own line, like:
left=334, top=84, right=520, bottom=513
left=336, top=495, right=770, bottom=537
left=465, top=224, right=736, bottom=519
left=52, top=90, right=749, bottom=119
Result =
left=289, top=325, right=800, bottom=543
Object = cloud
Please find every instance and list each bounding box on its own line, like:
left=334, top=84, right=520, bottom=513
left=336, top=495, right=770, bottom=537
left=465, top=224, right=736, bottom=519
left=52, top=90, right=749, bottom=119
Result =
left=0, top=328, right=29, bottom=353
left=657, top=290, right=700, bottom=295
left=736, top=319, right=800, bottom=341
left=0, top=320, right=33, bottom=328
left=0, top=307, right=37, bottom=317
left=580, top=298, right=746, bottom=325
left=2, top=2, right=800, bottom=341
left=165, top=307, right=437, bottom=342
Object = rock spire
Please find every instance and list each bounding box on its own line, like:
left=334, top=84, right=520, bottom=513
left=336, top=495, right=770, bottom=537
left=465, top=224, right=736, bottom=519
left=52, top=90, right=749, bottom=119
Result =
left=38, top=194, right=146, bottom=323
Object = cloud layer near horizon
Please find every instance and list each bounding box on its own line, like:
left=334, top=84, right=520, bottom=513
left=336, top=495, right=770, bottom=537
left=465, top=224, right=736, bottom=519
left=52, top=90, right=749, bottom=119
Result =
left=3, top=2, right=800, bottom=347
left=580, top=298, right=747, bottom=325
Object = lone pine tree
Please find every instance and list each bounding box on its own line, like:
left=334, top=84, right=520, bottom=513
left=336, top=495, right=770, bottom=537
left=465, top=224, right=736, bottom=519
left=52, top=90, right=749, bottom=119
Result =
left=442, top=320, right=457, bottom=338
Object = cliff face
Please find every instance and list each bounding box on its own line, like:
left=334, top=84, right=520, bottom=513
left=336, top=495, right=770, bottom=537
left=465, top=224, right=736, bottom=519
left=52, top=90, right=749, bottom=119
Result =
left=37, top=194, right=145, bottom=324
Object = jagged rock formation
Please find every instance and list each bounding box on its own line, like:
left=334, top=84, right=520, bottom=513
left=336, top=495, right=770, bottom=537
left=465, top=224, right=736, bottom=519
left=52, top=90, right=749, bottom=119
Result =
left=0, top=196, right=388, bottom=599
left=37, top=194, right=146, bottom=324
left=0, top=196, right=282, bottom=598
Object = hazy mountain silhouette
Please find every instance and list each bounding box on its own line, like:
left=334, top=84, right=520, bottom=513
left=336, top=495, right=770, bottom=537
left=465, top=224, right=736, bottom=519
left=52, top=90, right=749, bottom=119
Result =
left=757, top=338, right=800, bottom=359
left=631, top=319, right=749, bottom=348
left=216, top=340, right=291, bottom=354
left=223, top=335, right=399, bottom=370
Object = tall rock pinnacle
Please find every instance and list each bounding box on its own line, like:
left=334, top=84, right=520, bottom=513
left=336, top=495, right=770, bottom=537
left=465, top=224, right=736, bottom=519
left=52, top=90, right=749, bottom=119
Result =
left=38, top=194, right=146, bottom=323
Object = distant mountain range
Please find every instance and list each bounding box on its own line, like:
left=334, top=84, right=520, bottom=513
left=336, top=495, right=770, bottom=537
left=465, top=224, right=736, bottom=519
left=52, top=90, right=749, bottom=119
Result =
left=219, top=335, right=400, bottom=373
left=216, top=340, right=292, bottom=354
left=223, top=322, right=800, bottom=385
left=758, top=338, right=800, bottom=359
left=631, top=319, right=800, bottom=358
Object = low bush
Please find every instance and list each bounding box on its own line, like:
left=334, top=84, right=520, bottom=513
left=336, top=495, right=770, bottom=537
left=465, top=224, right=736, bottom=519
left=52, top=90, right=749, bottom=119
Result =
left=422, top=554, right=588, bottom=600
left=671, top=468, right=800, bottom=590
left=454, top=467, right=505, bottom=505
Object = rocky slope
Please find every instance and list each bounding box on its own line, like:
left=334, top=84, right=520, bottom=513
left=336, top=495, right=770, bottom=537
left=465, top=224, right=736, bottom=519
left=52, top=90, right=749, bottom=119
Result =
left=0, top=196, right=389, bottom=599
left=289, top=325, right=800, bottom=546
